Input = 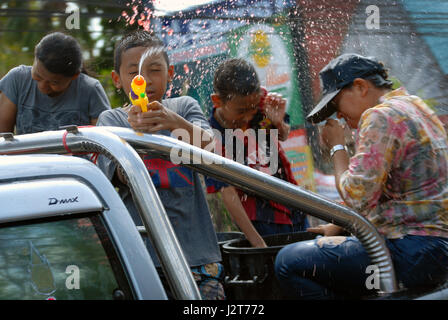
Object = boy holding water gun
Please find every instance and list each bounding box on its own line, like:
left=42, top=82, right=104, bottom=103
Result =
left=96, top=30, right=224, bottom=300
left=205, top=58, right=308, bottom=247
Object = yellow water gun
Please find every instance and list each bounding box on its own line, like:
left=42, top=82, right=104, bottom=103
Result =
left=129, top=75, right=149, bottom=112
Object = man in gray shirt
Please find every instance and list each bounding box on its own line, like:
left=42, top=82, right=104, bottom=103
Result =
left=0, top=32, right=110, bottom=134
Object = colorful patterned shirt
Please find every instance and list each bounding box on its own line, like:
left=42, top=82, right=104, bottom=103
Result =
left=340, top=88, right=448, bottom=239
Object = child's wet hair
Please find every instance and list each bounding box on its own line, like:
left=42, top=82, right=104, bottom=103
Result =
left=213, top=58, right=260, bottom=102
left=34, top=32, right=83, bottom=77
left=369, top=62, right=393, bottom=89
left=114, top=30, right=169, bottom=74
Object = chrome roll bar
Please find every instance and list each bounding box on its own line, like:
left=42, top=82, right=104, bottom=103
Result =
left=0, top=126, right=398, bottom=294
left=0, top=127, right=201, bottom=300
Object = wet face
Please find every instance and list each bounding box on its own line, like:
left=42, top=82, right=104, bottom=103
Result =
left=330, top=85, right=367, bottom=129
left=113, top=46, right=173, bottom=103
left=31, top=59, right=77, bottom=97
left=214, top=91, right=262, bottom=129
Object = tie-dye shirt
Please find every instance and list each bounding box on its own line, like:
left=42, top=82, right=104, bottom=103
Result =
left=340, top=88, right=448, bottom=239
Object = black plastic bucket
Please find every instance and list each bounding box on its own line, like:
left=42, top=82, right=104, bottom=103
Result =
left=216, top=232, right=246, bottom=282
left=222, top=231, right=318, bottom=300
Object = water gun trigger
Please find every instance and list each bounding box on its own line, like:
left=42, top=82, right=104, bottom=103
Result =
left=129, top=75, right=149, bottom=112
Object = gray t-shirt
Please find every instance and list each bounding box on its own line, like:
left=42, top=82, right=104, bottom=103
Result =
left=96, top=96, right=221, bottom=267
left=0, top=65, right=111, bottom=134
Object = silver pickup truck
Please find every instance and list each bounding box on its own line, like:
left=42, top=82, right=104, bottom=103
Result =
left=0, top=126, right=446, bottom=300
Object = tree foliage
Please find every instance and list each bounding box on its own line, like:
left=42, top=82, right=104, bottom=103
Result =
left=0, top=0, right=140, bottom=107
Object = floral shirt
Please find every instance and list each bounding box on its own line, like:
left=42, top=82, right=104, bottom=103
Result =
left=340, top=88, right=448, bottom=239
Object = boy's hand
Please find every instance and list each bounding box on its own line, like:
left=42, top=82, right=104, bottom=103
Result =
left=263, top=92, right=286, bottom=128
left=128, top=102, right=182, bottom=133
left=263, top=92, right=290, bottom=140
left=320, top=119, right=346, bottom=149
left=307, top=223, right=344, bottom=236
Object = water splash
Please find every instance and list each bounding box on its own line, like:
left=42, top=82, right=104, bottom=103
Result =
left=183, top=64, right=190, bottom=74
left=120, top=0, right=153, bottom=31
left=28, top=241, right=56, bottom=296
left=138, top=46, right=165, bottom=75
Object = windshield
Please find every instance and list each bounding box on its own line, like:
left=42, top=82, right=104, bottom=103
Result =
left=0, top=214, right=132, bottom=300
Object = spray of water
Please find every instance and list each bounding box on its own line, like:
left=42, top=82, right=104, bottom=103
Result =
left=138, top=46, right=165, bottom=75
left=120, top=0, right=152, bottom=31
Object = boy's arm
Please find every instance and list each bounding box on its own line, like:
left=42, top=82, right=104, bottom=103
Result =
left=263, top=93, right=290, bottom=141
left=127, top=102, right=213, bottom=149
left=221, top=186, right=267, bottom=248
left=172, top=112, right=213, bottom=149
left=275, top=121, right=290, bottom=141
left=0, top=67, right=22, bottom=133
left=0, top=92, right=17, bottom=133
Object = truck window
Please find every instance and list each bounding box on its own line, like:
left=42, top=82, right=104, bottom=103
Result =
left=0, top=214, right=133, bottom=300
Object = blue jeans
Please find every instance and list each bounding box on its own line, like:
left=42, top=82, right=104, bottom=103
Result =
left=274, top=235, right=448, bottom=299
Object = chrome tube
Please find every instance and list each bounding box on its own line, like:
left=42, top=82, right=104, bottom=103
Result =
left=101, top=126, right=399, bottom=294
left=0, top=127, right=201, bottom=300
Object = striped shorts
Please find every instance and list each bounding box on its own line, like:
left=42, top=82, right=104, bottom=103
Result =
left=191, top=262, right=226, bottom=300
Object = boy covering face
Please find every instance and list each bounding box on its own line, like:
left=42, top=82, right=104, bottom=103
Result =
left=206, top=58, right=308, bottom=248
